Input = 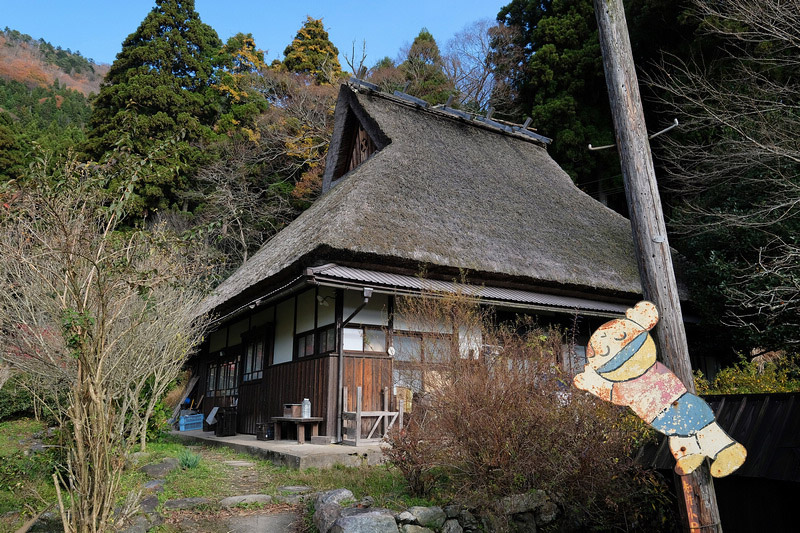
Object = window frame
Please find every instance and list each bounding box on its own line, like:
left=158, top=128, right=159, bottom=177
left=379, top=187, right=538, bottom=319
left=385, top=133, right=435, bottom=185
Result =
left=390, top=330, right=454, bottom=393
left=206, top=351, right=240, bottom=398
left=342, top=323, right=387, bottom=354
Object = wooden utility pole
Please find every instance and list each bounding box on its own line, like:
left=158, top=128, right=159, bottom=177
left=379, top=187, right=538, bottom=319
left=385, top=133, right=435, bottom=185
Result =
left=592, top=1, right=723, bottom=531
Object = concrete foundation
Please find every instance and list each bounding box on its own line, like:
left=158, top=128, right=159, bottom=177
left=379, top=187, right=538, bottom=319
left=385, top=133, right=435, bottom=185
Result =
left=171, top=430, right=385, bottom=469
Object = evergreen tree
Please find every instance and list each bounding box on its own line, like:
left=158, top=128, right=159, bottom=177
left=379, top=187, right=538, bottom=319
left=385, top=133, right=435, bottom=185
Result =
left=0, top=112, right=25, bottom=181
left=492, top=0, right=620, bottom=207
left=215, top=32, right=269, bottom=141
left=400, top=29, right=454, bottom=105
left=84, top=0, right=223, bottom=215
left=283, top=16, right=342, bottom=84
left=0, top=78, right=92, bottom=165
left=367, top=56, right=405, bottom=94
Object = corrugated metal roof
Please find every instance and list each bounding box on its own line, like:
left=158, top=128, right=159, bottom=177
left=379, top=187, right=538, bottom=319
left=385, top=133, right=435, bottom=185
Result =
left=307, top=264, right=631, bottom=317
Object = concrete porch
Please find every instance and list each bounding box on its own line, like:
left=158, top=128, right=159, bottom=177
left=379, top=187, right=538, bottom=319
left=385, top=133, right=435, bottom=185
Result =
left=171, top=429, right=386, bottom=470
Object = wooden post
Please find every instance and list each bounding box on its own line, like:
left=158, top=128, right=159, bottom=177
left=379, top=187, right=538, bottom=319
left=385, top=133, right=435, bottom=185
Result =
left=592, top=1, right=722, bottom=531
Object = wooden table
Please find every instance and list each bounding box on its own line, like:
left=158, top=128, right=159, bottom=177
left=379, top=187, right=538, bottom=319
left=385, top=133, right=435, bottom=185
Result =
left=271, top=416, right=323, bottom=444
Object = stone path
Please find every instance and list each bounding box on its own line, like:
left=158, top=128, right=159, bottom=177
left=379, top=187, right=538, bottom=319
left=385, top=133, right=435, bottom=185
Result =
left=124, top=446, right=306, bottom=532
left=167, top=509, right=299, bottom=532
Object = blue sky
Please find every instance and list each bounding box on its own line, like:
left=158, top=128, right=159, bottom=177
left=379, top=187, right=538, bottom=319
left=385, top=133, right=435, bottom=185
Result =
left=1, top=0, right=510, bottom=67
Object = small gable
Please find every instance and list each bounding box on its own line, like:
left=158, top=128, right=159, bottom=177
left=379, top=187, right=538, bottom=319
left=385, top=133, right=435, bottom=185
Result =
left=322, top=86, right=389, bottom=193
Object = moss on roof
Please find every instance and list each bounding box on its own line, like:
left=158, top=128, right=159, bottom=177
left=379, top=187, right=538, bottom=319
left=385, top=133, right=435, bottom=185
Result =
left=199, top=85, right=644, bottom=316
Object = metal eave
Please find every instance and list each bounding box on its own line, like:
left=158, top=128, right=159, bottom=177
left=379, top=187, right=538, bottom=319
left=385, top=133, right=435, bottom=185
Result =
left=305, top=263, right=631, bottom=318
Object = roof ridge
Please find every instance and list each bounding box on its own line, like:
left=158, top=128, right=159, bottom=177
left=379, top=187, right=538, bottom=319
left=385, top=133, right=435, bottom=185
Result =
left=345, top=79, right=552, bottom=146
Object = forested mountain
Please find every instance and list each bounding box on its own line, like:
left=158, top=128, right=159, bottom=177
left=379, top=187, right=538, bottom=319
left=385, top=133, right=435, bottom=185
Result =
left=0, top=28, right=108, bottom=95
left=0, top=28, right=105, bottom=178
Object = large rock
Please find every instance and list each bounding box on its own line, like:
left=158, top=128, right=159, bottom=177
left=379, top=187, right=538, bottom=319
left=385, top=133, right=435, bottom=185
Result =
left=497, top=491, right=548, bottom=515
left=406, top=506, right=446, bottom=529
left=138, top=457, right=179, bottom=478
left=443, top=505, right=461, bottom=519
left=315, top=502, right=343, bottom=533
left=316, top=488, right=355, bottom=508
left=119, top=515, right=150, bottom=533
left=143, top=479, right=165, bottom=492
left=29, top=511, right=62, bottom=532
left=139, top=495, right=159, bottom=514
left=225, top=511, right=298, bottom=532
left=275, top=485, right=313, bottom=504
left=442, top=519, right=464, bottom=533
left=399, top=525, right=434, bottom=533
left=331, top=508, right=399, bottom=533
left=458, top=509, right=481, bottom=532
left=510, top=511, right=538, bottom=533
left=535, top=500, right=560, bottom=526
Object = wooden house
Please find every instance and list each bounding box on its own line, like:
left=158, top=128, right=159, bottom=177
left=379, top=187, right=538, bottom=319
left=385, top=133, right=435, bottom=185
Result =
left=190, top=82, right=663, bottom=441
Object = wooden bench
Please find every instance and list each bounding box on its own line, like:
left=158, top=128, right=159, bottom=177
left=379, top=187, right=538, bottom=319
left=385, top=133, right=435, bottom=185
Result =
left=271, top=416, right=323, bottom=444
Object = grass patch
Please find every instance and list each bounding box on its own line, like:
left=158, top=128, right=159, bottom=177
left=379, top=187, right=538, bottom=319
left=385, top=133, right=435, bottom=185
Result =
left=272, top=463, right=432, bottom=510
left=148, top=439, right=424, bottom=511
left=1, top=423, right=425, bottom=531
left=161, top=459, right=227, bottom=501
left=0, top=418, right=60, bottom=531
left=0, top=417, right=44, bottom=453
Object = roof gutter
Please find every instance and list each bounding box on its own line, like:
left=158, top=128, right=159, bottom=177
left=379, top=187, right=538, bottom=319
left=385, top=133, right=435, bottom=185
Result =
left=205, top=274, right=307, bottom=330
left=306, top=274, right=630, bottom=319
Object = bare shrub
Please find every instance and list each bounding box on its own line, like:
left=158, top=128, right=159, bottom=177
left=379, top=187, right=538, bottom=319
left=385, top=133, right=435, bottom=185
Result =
left=0, top=153, right=210, bottom=532
left=384, top=294, right=674, bottom=530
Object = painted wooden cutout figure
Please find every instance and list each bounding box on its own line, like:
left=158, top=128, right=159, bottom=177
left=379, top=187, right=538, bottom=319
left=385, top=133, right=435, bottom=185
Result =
left=573, top=301, right=746, bottom=478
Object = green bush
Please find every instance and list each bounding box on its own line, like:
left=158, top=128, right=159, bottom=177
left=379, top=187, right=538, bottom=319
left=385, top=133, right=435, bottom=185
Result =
left=0, top=375, right=34, bottom=421
left=695, top=353, right=800, bottom=394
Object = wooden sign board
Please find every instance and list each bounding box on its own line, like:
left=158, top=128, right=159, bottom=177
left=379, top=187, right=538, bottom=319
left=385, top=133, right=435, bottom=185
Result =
left=573, top=301, right=746, bottom=478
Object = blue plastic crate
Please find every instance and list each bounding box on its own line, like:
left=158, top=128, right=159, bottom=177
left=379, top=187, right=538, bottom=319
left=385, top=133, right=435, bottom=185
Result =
left=179, top=413, right=203, bottom=431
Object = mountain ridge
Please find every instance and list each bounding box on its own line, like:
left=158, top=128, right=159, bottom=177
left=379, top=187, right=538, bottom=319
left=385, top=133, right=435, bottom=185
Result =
left=0, top=28, right=109, bottom=96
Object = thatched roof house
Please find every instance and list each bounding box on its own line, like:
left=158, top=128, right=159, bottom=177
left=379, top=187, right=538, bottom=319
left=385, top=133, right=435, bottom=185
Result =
left=190, top=82, right=665, bottom=440
left=201, top=83, right=644, bottom=321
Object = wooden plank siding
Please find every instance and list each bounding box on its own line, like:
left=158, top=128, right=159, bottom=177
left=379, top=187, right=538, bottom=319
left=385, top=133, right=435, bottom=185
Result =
left=242, top=355, right=338, bottom=435
left=192, top=351, right=392, bottom=439
left=343, top=353, right=393, bottom=435
left=194, top=354, right=338, bottom=436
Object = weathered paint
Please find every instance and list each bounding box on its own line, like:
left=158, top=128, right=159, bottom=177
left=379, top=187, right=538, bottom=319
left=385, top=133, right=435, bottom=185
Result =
left=573, top=301, right=747, bottom=478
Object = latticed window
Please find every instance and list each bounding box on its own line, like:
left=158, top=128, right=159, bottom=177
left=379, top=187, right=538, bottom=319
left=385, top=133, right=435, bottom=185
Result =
left=207, top=355, right=239, bottom=397
left=243, top=339, right=264, bottom=381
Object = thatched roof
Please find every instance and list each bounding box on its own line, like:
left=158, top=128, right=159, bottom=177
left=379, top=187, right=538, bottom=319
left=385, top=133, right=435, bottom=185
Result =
left=199, top=84, right=645, bottom=317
